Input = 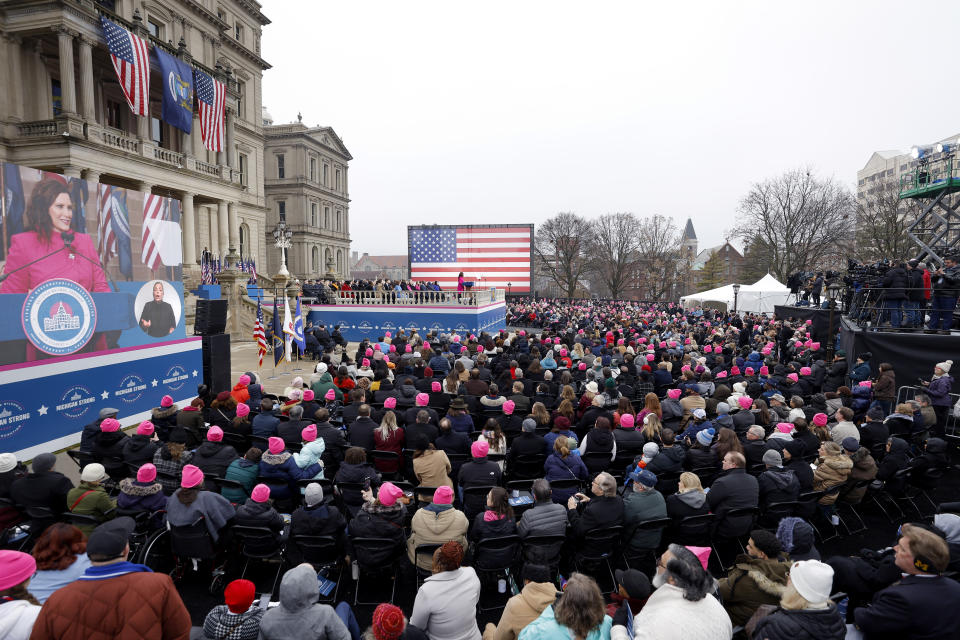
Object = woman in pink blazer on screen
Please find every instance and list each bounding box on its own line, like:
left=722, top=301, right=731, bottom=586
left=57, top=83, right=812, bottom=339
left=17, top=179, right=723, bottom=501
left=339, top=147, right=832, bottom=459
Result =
left=0, top=179, right=110, bottom=295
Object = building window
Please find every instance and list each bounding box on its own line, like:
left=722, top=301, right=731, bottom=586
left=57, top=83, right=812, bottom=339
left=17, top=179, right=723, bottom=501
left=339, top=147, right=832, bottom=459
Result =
left=278, top=201, right=286, bottom=221
left=147, top=19, right=163, bottom=38
left=151, top=117, right=164, bottom=147
left=322, top=164, right=328, bottom=186
left=335, top=168, right=341, bottom=191
left=236, top=81, right=245, bottom=120
left=337, top=249, right=343, bottom=275
left=238, top=153, right=248, bottom=186
left=239, top=223, right=249, bottom=261
left=234, top=22, right=243, bottom=41
left=311, top=246, right=319, bottom=272
left=336, top=210, right=341, bottom=232
left=217, top=7, right=226, bottom=21
left=311, top=202, right=317, bottom=227
left=51, top=79, right=62, bottom=116
left=309, top=157, right=316, bottom=182
left=276, top=154, right=285, bottom=179
left=107, top=100, right=123, bottom=129
left=324, top=206, right=330, bottom=229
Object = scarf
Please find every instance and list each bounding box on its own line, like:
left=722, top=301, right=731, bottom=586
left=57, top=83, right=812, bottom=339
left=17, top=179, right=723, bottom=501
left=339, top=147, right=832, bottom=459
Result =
left=79, top=561, right=153, bottom=580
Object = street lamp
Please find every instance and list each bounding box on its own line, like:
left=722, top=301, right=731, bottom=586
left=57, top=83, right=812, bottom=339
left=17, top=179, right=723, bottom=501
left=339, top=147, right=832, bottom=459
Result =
left=272, top=219, right=293, bottom=278
left=826, top=282, right=843, bottom=358
left=732, top=283, right=741, bottom=314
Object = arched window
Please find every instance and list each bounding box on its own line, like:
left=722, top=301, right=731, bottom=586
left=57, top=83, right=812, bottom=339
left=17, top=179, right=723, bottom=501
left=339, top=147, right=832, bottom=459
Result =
left=238, top=223, right=250, bottom=261
left=311, top=246, right=319, bottom=272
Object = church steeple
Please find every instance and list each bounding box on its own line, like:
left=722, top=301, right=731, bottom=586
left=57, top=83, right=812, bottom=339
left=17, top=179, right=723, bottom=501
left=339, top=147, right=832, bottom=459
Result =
left=681, top=217, right=697, bottom=259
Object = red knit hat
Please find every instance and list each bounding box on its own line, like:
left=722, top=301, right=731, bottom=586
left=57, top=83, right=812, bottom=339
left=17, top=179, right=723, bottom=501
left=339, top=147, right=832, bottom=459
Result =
left=372, top=602, right=405, bottom=640
left=224, top=578, right=256, bottom=613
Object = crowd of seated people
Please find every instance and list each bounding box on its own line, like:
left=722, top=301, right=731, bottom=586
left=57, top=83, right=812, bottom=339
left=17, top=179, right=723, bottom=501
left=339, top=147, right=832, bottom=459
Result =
left=1, top=301, right=959, bottom=639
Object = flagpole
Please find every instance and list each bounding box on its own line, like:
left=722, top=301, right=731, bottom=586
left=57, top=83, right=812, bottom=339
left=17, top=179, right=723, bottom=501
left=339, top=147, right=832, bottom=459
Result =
left=267, top=291, right=280, bottom=380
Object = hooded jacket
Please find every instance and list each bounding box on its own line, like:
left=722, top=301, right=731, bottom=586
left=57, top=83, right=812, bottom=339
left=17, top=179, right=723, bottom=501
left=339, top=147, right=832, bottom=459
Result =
left=0, top=599, right=40, bottom=640
left=410, top=567, right=482, bottom=640
left=482, top=581, right=557, bottom=640
left=407, top=504, right=470, bottom=569
left=623, top=487, right=667, bottom=551
left=121, top=434, right=158, bottom=466
left=164, top=489, right=235, bottom=541
left=117, top=478, right=167, bottom=514
left=876, top=437, right=910, bottom=494
left=646, top=444, right=685, bottom=475
left=150, top=405, right=179, bottom=440
left=813, top=454, right=853, bottom=504
left=751, top=604, right=846, bottom=640
left=758, top=468, right=800, bottom=506
left=842, top=448, right=878, bottom=503
left=259, top=451, right=322, bottom=501
left=258, top=564, right=351, bottom=640
left=716, top=554, right=790, bottom=626
left=191, top=441, right=239, bottom=478
left=666, top=489, right=709, bottom=521
left=310, top=372, right=343, bottom=403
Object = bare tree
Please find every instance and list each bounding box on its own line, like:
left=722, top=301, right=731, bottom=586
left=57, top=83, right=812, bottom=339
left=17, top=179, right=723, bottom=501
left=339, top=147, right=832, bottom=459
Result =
left=635, top=214, right=684, bottom=300
left=855, top=178, right=922, bottom=263
left=733, top=168, right=855, bottom=280
left=533, top=212, right=593, bottom=298
left=590, top=212, right=643, bottom=299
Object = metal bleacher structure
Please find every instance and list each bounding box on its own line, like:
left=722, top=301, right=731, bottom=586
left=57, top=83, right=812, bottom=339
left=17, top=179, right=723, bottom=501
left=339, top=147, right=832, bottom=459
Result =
left=899, top=145, right=960, bottom=265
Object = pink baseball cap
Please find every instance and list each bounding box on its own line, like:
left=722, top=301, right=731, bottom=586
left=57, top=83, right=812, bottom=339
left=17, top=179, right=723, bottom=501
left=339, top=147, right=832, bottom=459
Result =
left=136, top=420, right=154, bottom=436
left=207, top=426, right=224, bottom=442
left=161, top=395, right=174, bottom=408
left=181, top=464, right=203, bottom=488
left=433, top=485, right=454, bottom=504
left=378, top=482, right=404, bottom=506
left=100, top=418, right=120, bottom=432
left=251, top=484, right=271, bottom=503
left=502, top=400, right=515, bottom=415
left=268, top=437, right=285, bottom=454
left=137, top=463, right=157, bottom=483
left=236, top=403, right=250, bottom=418
left=471, top=440, right=490, bottom=458
left=302, top=425, right=317, bottom=442
left=384, top=397, right=397, bottom=409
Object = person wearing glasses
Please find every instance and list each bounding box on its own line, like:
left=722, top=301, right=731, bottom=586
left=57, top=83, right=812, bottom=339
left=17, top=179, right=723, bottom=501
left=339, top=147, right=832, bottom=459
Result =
left=566, top=472, right=624, bottom=545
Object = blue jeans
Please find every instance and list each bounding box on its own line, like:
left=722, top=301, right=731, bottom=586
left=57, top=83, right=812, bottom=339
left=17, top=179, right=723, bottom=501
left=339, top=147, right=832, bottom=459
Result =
left=928, top=296, right=958, bottom=330
left=335, top=601, right=362, bottom=640
left=884, top=299, right=903, bottom=328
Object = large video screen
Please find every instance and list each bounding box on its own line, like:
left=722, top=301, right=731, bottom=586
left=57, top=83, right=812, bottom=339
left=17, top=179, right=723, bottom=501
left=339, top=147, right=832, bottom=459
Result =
left=407, top=224, right=533, bottom=293
left=0, top=162, right=186, bottom=366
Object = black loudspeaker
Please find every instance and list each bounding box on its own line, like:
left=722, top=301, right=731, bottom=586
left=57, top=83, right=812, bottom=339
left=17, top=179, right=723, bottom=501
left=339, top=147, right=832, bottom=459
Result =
left=195, top=299, right=228, bottom=336
left=202, top=334, right=231, bottom=393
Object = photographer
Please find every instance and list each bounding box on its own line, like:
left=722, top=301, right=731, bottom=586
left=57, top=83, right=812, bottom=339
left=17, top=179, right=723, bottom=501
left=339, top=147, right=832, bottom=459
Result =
left=880, top=262, right=908, bottom=329
left=927, top=254, right=960, bottom=333
left=906, top=260, right=927, bottom=328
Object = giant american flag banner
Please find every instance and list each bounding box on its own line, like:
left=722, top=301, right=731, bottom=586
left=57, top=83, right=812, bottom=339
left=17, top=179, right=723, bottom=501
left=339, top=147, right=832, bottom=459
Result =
left=408, top=224, right=533, bottom=292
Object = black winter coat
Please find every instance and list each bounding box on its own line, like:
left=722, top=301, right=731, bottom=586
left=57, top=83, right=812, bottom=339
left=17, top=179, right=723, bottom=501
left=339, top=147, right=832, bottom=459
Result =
left=347, top=504, right=407, bottom=565
left=9, top=471, right=73, bottom=514
left=348, top=417, right=379, bottom=450
left=706, top=468, right=759, bottom=537
left=646, top=445, right=685, bottom=475
left=122, top=434, right=159, bottom=466
left=751, top=604, right=845, bottom=640
left=287, top=504, right=347, bottom=565
left=568, top=495, right=624, bottom=542
left=334, top=462, right=380, bottom=512
left=881, top=266, right=909, bottom=299
left=743, top=439, right=769, bottom=468
left=92, top=430, right=129, bottom=478
left=783, top=458, right=814, bottom=492
left=469, top=514, right=519, bottom=569
left=613, top=427, right=645, bottom=455
left=823, top=361, right=847, bottom=392
left=758, top=468, right=800, bottom=506
left=192, top=441, right=239, bottom=478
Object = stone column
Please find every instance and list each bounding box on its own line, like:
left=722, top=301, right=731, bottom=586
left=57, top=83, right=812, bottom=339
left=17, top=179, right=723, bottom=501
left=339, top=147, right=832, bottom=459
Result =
left=224, top=110, right=235, bottom=168
left=139, top=182, right=152, bottom=195
left=34, top=40, right=52, bottom=120
left=138, top=108, right=150, bottom=139
left=62, top=166, right=81, bottom=179
left=192, top=112, right=203, bottom=157
left=208, top=206, right=220, bottom=256
left=77, top=35, right=95, bottom=120
left=181, top=192, right=197, bottom=264
left=4, top=34, right=24, bottom=121
left=227, top=201, right=239, bottom=256
left=217, top=200, right=229, bottom=265
left=55, top=27, right=77, bottom=114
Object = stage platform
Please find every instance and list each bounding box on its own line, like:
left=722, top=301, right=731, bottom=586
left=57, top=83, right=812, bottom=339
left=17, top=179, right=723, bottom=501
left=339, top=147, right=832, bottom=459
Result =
left=837, top=317, right=960, bottom=387
left=295, top=288, right=507, bottom=342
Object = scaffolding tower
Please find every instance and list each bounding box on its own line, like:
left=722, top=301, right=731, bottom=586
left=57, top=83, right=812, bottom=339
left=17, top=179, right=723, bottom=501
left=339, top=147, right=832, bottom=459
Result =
left=899, top=154, right=960, bottom=265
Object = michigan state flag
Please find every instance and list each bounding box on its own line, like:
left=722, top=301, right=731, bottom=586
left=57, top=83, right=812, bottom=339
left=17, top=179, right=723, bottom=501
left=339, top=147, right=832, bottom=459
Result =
left=154, top=48, right=193, bottom=133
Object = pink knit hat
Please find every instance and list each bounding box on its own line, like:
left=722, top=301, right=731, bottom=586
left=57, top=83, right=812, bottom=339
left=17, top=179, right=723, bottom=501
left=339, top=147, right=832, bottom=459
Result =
left=669, top=341, right=677, bottom=348
left=620, top=414, right=635, bottom=429
left=776, top=422, right=794, bottom=434
left=433, top=485, right=454, bottom=505
left=471, top=440, right=490, bottom=458
left=423, top=341, right=431, bottom=350
left=385, top=331, right=392, bottom=338
left=236, top=403, right=250, bottom=418
left=288, top=389, right=302, bottom=401
left=302, top=390, right=315, bottom=402
left=617, top=338, right=625, bottom=346
left=745, top=367, right=754, bottom=376
left=859, top=380, right=872, bottom=388
left=238, top=374, right=250, bottom=386
left=659, top=341, right=667, bottom=348
left=384, top=397, right=397, bottom=409
left=362, top=358, right=370, bottom=367
left=206, top=426, right=223, bottom=442
left=405, top=345, right=412, bottom=353
left=810, top=342, right=820, bottom=351
left=681, top=365, right=691, bottom=373
left=365, top=348, right=373, bottom=357
left=181, top=464, right=203, bottom=488
left=373, top=344, right=381, bottom=352
left=704, top=345, right=713, bottom=353
left=268, top=437, right=285, bottom=454
left=161, top=395, right=174, bottom=408
left=325, top=389, right=336, bottom=400
left=100, top=418, right=120, bottom=432
left=716, top=371, right=728, bottom=379
left=378, top=482, right=404, bottom=506
left=137, top=420, right=154, bottom=436
left=302, top=425, right=317, bottom=442
left=431, top=381, right=441, bottom=392
left=389, top=344, right=396, bottom=352
left=502, top=400, right=515, bottom=415
left=730, top=366, right=740, bottom=375
left=416, top=393, right=429, bottom=406
left=137, top=463, right=157, bottom=483
left=787, top=373, right=799, bottom=383
left=251, top=483, right=271, bottom=503
left=645, top=354, right=654, bottom=362
left=667, top=389, right=682, bottom=400
left=686, top=546, right=711, bottom=571
left=737, top=396, right=753, bottom=410
left=812, top=413, right=828, bottom=427
left=759, top=366, right=769, bottom=376
left=800, top=367, right=812, bottom=376
left=0, top=550, right=37, bottom=591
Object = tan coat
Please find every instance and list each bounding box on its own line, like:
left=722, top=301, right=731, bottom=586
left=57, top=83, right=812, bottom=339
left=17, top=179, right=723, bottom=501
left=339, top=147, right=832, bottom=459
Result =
left=413, top=449, right=452, bottom=489
left=481, top=581, right=558, bottom=640
left=813, top=454, right=853, bottom=505
left=406, top=505, right=469, bottom=570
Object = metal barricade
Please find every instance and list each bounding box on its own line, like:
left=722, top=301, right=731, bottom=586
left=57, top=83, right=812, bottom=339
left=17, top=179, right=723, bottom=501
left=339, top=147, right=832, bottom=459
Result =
left=894, top=385, right=959, bottom=438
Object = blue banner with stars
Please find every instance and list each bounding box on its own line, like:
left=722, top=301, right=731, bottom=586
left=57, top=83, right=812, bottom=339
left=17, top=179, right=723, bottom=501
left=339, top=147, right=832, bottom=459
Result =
left=302, top=303, right=506, bottom=344
left=0, top=338, right=202, bottom=459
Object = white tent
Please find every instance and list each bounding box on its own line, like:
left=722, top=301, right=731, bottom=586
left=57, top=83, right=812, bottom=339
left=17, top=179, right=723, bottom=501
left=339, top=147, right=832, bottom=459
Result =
left=680, top=274, right=792, bottom=314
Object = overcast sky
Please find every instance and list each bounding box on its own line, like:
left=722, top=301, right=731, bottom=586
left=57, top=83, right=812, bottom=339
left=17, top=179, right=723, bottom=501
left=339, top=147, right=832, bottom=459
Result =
left=261, top=0, right=960, bottom=258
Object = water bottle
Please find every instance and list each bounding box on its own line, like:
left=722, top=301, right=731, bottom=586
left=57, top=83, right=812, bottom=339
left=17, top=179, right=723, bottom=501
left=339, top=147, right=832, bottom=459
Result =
left=351, top=560, right=359, bottom=580
left=498, top=578, right=506, bottom=593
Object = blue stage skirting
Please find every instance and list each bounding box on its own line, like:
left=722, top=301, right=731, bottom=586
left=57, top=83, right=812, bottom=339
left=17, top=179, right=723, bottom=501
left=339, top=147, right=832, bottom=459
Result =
left=305, top=301, right=507, bottom=342
left=0, top=338, right=203, bottom=459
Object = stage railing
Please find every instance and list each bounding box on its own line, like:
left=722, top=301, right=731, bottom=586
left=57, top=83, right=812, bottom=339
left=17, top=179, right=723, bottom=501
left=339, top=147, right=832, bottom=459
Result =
left=846, top=288, right=930, bottom=332
left=894, top=385, right=959, bottom=438
left=322, top=288, right=505, bottom=307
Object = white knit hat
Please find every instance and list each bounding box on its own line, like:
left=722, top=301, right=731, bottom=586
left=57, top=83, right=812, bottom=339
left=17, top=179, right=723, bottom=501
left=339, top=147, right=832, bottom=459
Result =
left=81, top=463, right=106, bottom=483
left=936, top=360, right=953, bottom=374
left=790, top=560, right=834, bottom=604
left=0, top=453, right=17, bottom=473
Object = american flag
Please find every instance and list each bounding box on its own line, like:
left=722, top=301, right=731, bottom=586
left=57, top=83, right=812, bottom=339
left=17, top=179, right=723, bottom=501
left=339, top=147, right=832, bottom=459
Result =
left=254, top=298, right=267, bottom=367
left=100, top=17, right=150, bottom=116
left=141, top=193, right=164, bottom=270
left=97, top=184, right=117, bottom=260
left=408, top=225, right=532, bottom=291
left=194, top=68, right=225, bottom=152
